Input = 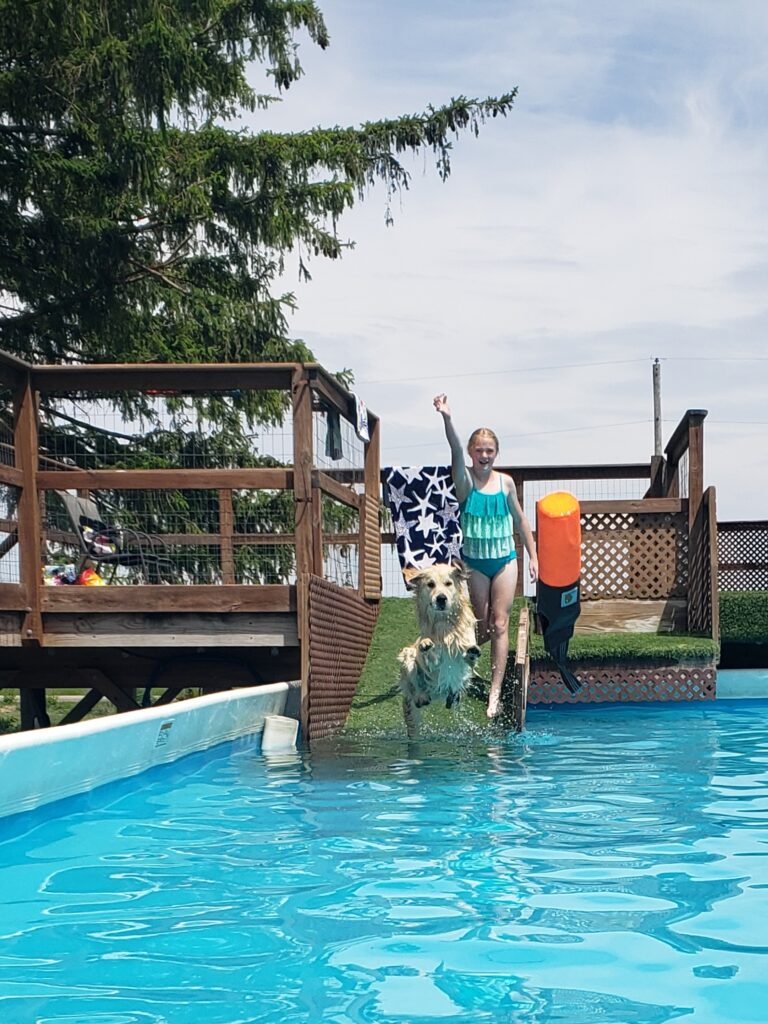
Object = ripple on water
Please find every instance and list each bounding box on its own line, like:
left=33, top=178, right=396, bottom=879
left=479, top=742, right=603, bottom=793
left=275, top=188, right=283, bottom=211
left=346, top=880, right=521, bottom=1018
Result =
left=1, top=702, right=768, bottom=1023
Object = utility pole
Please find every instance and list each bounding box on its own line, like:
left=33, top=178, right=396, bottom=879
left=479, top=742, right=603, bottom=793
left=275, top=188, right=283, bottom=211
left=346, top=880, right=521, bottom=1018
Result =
left=652, top=357, right=662, bottom=457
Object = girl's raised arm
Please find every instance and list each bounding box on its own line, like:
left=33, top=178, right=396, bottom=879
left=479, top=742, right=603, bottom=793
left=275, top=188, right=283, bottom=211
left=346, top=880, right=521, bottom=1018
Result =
left=433, top=394, right=471, bottom=502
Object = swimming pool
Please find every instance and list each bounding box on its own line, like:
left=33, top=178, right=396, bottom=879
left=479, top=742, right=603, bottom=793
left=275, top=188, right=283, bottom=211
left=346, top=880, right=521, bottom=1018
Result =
left=1, top=701, right=766, bottom=1023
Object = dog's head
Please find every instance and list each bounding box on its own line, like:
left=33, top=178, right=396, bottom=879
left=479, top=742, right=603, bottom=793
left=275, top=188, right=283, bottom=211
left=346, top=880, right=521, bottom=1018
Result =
left=404, top=562, right=468, bottom=617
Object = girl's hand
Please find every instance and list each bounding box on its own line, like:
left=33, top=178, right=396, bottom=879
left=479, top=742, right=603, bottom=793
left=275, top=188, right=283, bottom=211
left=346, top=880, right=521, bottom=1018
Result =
left=529, top=556, right=539, bottom=583
left=433, top=393, right=450, bottom=416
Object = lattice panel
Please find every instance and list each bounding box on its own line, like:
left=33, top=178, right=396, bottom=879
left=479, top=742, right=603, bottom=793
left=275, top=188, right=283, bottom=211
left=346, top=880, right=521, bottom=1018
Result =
left=529, top=661, right=716, bottom=704
left=718, top=521, right=768, bottom=592
left=580, top=511, right=687, bottom=600
left=306, top=575, right=379, bottom=741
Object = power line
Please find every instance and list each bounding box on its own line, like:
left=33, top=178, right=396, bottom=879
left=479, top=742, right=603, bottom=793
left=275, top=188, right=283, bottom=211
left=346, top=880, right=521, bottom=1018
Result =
left=358, top=353, right=768, bottom=387
left=387, top=419, right=649, bottom=452
left=358, top=357, right=646, bottom=386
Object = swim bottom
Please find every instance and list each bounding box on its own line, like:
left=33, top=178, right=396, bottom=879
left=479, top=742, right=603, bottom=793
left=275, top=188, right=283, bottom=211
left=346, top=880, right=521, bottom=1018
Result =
left=464, top=551, right=517, bottom=579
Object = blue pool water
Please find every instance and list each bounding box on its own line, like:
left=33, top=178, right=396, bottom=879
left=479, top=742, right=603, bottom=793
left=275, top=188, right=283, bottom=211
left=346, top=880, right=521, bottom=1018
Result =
left=1, top=702, right=767, bottom=1024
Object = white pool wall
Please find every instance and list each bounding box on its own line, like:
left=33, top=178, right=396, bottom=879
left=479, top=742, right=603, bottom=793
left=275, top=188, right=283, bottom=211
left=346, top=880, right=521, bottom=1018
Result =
left=0, top=683, right=294, bottom=819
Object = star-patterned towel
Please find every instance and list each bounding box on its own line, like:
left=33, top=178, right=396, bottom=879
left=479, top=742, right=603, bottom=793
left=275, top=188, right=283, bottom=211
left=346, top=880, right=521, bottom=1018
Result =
left=384, top=466, right=463, bottom=571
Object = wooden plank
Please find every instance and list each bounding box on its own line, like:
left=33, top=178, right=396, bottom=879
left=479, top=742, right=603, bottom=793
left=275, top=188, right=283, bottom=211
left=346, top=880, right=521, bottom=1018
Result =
left=665, top=409, right=707, bottom=466
left=511, top=605, right=529, bottom=732
left=42, top=612, right=299, bottom=647
left=312, top=470, right=362, bottom=509
left=41, top=584, right=296, bottom=613
left=219, top=488, right=235, bottom=584
left=298, top=573, right=311, bottom=741
left=38, top=468, right=293, bottom=490
left=292, top=368, right=315, bottom=579
left=579, top=498, right=684, bottom=514
left=58, top=688, right=104, bottom=726
left=360, top=413, right=381, bottom=600
left=323, top=462, right=652, bottom=487
left=507, top=463, right=651, bottom=482
left=306, top=365, right=355, bottom=419
left=0, top=610, right=22, bottom=641
left=687, top=412, right=706, bottom=531
left=707, top=487, right=719, bottom=642
left=0, top=465, right=23, bottom=487
left=0, top=586, right=27, bottom=611
left=14, top=377, right=43, bottom=644
left=0, top=349, right=28, bottom=388
left=575, top=598, right=687, bottom=634
left=31, top=363, right=296, bottom=394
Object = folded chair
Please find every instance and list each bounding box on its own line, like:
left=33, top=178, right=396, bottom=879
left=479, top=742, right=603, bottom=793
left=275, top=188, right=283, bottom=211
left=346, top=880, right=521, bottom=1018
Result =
left=55, top=490, right=174, bottom=584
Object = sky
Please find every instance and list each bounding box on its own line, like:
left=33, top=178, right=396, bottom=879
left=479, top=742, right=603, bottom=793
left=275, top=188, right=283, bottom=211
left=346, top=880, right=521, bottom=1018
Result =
left=253, top=0, right=768, bottom=520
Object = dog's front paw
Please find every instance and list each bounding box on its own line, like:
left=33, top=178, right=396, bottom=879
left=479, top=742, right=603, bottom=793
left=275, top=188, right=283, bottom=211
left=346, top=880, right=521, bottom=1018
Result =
left=414, top=691, right=432, bottom=708
left=418, top=638, right=435, bottom=653
left=464, top=645, right=481, bottom=664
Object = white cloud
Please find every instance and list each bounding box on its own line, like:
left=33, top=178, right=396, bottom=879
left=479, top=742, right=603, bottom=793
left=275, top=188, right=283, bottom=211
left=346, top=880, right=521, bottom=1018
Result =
left=250, top=0, right=768, bottom=519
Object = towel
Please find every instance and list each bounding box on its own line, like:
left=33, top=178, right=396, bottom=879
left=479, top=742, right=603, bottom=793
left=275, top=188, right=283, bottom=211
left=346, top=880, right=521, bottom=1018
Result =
left=351, top=392, right=370, bottom=442
left=384, top=466, right=463, bottom=570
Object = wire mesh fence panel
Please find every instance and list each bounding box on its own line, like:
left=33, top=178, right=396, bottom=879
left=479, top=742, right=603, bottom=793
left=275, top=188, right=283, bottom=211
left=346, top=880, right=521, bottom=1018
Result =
left=42, top=487, right=297, bottom=585
left=0, top=390, right=14, bottom=467
left=321, top=493, right=359, bottom=589
left=0, top=485, right=20, bottom=584
left=232, top=487, right=296, bottom=584
left=312, top=400, right=365, bottom=475
left=38, top=392, right=295, bottom=470
left=521, top=476, right=649, bottom=596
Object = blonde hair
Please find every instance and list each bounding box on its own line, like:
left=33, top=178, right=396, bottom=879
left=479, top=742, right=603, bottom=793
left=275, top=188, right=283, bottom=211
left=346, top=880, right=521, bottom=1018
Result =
left=467, top=427, right=499, bottom=454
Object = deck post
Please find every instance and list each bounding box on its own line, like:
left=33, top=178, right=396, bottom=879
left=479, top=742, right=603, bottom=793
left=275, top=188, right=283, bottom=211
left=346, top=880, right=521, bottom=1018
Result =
left=685, top=411, right=708, bottom=633
left=218, top=488, right=235, bottom=584
left=14, top=372, right=43, bottom=645
left=292, top=366, right=316, bottom=581
left=293, top=368, right=316, bottom=739
left=360, top=412, right=381, bottom=599
left=513, top=472, right=525, bottom=596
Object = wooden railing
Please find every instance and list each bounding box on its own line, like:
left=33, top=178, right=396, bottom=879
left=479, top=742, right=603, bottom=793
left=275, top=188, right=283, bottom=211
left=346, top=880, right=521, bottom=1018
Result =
left=0, top=351, right=381, bottom=648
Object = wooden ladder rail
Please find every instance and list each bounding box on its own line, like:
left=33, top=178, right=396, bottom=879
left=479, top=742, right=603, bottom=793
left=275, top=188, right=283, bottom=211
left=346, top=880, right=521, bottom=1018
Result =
left=511, top=605, right=530, bottom=732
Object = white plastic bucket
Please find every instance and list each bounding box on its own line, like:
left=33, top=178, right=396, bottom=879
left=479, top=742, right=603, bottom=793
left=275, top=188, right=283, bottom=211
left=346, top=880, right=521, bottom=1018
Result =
left=261, top=714, right=299, bottom=753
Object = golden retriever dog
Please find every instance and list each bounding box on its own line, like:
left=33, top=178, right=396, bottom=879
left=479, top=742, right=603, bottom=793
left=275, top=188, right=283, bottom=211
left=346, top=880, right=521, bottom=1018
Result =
left=397, top=562, right=481, bottom=738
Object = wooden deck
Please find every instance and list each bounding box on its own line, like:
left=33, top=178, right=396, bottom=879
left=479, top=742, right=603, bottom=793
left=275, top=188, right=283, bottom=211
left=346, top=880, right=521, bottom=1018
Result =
left=0, top=354, right=382, bottom=738
left=575, top=598, right=688, bottom=634
left=0, top=347, right=721, bottom=734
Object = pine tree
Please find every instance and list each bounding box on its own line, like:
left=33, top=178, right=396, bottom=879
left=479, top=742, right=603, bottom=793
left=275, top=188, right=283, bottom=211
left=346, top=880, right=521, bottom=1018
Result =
left=0, top=1, right=516, bottom=367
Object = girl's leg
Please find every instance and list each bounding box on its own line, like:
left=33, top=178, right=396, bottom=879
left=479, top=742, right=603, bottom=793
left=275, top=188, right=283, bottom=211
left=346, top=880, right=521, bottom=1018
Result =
left=486, top=558, right=518, bottom=718
left=468, top=568, right=492, bottom=645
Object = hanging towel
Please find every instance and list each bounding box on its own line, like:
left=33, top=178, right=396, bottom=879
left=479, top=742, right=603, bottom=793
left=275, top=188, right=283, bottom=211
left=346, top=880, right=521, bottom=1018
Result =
left=384, top=466, right=463, bottom=571
left=351, top=392, right=370, bottom=442
left=325, top=407, right=343, bottom=460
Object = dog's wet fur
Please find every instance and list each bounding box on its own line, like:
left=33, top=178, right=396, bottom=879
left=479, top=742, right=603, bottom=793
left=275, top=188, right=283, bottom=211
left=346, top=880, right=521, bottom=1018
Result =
left=397, top=562, right=480, bottom=738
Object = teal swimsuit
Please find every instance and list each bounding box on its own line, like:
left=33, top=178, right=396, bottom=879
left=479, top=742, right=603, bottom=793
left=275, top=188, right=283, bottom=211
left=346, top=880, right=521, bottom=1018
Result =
left=460, top=481, right=517, bottom=579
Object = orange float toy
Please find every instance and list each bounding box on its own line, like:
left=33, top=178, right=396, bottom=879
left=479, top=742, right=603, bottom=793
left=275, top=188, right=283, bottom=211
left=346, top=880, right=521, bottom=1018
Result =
left=536, top=492, right=582, bottom=694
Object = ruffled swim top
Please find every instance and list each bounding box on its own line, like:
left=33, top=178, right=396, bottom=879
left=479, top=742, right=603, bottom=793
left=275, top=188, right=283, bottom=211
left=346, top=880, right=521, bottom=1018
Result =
left=460, top=486, right=516, bottom=560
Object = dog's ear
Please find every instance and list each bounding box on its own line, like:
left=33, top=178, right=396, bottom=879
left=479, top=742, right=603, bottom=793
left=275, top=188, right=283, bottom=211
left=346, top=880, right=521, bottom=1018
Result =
left=402, top=566, right=423, bottom=590
left=449, top=560, right=470, bottom=582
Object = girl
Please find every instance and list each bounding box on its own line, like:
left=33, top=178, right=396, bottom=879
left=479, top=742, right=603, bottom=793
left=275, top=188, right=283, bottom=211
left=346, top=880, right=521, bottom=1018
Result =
left=433, top=393, right=538, bottom=718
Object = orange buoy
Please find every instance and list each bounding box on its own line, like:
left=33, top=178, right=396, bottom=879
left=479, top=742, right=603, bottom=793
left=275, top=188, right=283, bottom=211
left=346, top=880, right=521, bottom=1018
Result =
left=536, top=492, right=582, bottom=694
left=537, top=490, right=581, bottom=587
